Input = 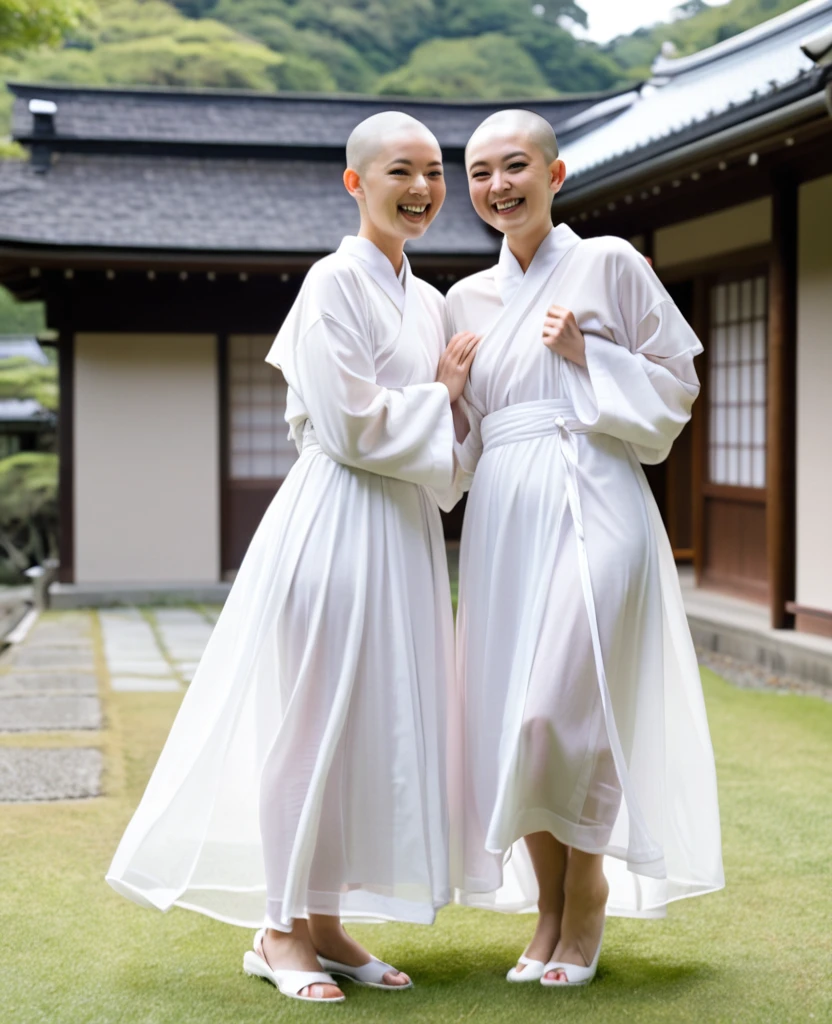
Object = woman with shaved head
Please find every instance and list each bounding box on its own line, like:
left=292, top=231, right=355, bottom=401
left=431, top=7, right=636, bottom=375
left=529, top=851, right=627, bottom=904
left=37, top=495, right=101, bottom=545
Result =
left=447, top=110, right=723, bottom=987
left=107, top=111, right=479, bottom=1004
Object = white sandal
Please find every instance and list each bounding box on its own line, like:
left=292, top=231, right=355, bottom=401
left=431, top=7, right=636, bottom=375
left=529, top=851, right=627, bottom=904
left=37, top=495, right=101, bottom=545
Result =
left=506, top=954, right=547, bottom=983
left=243, top=929, right=345, bottom=1003
left=540, top=923, right=604, bottom=987
left=317, top=954, right=413, bottom=990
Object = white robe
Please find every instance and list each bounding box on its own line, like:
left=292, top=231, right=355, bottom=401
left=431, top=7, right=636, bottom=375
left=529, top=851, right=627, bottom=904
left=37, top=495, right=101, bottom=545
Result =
left=447, top=224, right=724, bottom=918
left=107, top=236, right=456, bottom=931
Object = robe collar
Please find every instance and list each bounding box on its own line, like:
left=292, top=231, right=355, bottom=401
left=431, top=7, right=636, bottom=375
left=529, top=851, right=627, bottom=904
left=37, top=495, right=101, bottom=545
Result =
left=495, top=223, right=582, bottom=306
left=337, top=235, right=407, bottom=313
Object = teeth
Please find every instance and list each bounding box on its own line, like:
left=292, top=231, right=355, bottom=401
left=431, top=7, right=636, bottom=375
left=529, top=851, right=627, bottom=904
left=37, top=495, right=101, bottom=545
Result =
left=401, top=205, right=427, bottom=213
left=495, top=198, right=522, bottom=210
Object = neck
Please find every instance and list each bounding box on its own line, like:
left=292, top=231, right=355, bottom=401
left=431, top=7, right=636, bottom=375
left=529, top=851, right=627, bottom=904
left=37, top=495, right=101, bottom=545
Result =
left=505, top=220, right=553, bottom=274
left=357, top=221, right=405, bottom=275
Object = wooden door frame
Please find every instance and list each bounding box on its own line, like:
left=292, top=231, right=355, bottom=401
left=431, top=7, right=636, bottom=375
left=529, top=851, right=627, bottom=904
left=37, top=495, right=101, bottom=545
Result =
left=663, top=247, right=775, bottom=601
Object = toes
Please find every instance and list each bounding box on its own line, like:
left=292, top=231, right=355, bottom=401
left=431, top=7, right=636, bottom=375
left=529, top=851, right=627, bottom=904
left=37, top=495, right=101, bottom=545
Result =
left=302, top=983, right=343, bottom=1000
left=544, top=969, right=567, bottom=983
left=382, top=969, right=410, bottom=987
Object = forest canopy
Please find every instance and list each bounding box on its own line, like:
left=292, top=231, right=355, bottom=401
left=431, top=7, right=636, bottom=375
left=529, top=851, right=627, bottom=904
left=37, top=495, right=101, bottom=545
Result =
left=0, top=0, right=807, bottom=111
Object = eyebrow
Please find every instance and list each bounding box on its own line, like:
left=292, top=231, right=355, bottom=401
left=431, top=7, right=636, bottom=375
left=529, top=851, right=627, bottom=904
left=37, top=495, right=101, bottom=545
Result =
left=468, top=150, right=531, bottom=171
left=385, top=158, right=443, bottom=168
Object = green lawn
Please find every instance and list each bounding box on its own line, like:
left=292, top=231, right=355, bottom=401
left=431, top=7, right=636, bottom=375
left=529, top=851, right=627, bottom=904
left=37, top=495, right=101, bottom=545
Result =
left=1, top=638, right=831, bottom=1022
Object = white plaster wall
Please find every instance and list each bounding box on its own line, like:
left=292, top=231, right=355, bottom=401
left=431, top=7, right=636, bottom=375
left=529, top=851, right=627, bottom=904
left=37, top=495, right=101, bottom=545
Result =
left=654, top=197, right=772, bottom=268
left=796, top=175, right=832, bottom=613
left=74, top=334, right=219, bottom=583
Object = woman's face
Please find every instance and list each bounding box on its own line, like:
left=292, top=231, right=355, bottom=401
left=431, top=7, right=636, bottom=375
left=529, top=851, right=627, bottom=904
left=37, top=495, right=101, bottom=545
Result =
left=357, top=132, right=447, bottom=242
left=466, top=129, right=564, bottom=237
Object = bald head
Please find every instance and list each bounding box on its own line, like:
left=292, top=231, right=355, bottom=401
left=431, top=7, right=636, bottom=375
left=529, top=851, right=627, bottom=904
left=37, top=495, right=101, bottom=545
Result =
left=346, top=111, right=439, bottom=175
left=466, top=109, right=559, bottom=167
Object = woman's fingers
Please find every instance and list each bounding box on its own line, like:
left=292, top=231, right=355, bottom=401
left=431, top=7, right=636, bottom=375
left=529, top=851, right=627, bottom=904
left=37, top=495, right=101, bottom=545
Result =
left=459, top=334, right=481, bottom=363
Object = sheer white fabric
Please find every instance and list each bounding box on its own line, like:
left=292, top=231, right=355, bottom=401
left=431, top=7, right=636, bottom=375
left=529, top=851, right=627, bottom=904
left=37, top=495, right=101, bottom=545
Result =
left=107, top=236, right=456, bottom=931
left=447, top=225, right=724, bottom=918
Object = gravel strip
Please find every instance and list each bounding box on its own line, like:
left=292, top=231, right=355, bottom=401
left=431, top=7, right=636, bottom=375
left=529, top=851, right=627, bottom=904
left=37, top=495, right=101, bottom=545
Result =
left=697, top=647, right=832, bottom=702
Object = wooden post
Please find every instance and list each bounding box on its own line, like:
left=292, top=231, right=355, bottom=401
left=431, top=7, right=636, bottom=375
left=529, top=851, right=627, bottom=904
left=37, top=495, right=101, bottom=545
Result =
left=57, top=327, right=75, bottom=584
left=691, top=276, right=709, bottom=587
left=767, top=175, right=797, bottom=629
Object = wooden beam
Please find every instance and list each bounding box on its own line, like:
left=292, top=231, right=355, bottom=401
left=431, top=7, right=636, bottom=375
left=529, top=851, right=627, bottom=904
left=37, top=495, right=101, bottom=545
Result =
left=766, top=174, right=798, bottom=629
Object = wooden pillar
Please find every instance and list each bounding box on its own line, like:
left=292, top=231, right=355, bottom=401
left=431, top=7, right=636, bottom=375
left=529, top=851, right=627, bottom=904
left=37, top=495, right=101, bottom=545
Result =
left=57, top=328, right=75, bottom=584
left=767, top=176, right=797, bottom=629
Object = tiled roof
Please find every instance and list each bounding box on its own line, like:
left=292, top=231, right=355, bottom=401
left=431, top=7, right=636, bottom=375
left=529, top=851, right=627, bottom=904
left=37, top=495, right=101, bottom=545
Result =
left=560, top=0, right=832, bottom=183
left=0, top=398, right=55, bottom=425
left=0, top=152, right=497, bottom=255
left=9, top=83, right=600, bottom=151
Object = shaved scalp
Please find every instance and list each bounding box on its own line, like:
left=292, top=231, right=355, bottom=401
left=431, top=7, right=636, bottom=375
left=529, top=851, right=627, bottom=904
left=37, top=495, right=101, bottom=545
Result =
left=346, top=111, right=440, bottom=174
left=466, top=109, right=559, bottom=165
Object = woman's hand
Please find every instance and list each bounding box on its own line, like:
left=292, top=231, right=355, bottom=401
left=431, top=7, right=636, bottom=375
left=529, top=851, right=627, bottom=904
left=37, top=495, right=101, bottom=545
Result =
left=436, top=331, right=481, bottom=403
left=542, top=305, right=587, bottom=367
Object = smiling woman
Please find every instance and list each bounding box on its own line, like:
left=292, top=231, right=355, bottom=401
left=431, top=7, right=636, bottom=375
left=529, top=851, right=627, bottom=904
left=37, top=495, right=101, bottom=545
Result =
left=105, top=110, right=479, bottom=1006
left=342, top=111, right=447, bottom=264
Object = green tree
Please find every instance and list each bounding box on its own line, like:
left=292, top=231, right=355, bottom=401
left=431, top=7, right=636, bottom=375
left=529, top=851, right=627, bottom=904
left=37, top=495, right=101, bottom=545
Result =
left=0, top=452, right=58, bottom=576
left=0, top=356, right=58, bottom=411
left=0, top=0, right=97, bottom=54
left=378, top=34, right=554, bottom=99
left=0, top=288, right=45, bottom=334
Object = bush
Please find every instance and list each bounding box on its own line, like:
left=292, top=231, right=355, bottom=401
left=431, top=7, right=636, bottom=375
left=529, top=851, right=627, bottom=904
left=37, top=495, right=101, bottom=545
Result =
left=0, top=451, right=58, bottom=579
left=377, top=34, right=554, bottom=99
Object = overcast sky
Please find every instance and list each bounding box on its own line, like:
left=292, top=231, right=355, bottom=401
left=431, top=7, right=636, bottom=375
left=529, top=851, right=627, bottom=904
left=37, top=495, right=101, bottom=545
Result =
left=566, top=0, right=732, bottom=44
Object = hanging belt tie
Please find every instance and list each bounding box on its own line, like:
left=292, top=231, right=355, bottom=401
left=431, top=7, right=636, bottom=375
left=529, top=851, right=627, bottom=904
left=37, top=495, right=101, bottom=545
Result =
left=479, top=399, right=663, bottom=867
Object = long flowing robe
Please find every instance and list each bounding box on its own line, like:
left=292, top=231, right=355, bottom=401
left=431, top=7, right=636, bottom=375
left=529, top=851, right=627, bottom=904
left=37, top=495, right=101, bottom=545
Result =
left=447, top=224, right=724, bottom=918
left=107, top=236, right=456, bottom=931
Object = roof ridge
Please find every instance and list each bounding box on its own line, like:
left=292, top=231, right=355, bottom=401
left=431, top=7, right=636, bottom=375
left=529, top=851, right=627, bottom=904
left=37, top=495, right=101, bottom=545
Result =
left=6, top=80, right=630, bottom=108
left=651, top=0, right=832, bottom=77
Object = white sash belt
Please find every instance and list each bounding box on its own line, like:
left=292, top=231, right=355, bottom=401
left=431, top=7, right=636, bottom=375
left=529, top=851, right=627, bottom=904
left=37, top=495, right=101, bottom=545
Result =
left=480, top=399, right=661, bottom=866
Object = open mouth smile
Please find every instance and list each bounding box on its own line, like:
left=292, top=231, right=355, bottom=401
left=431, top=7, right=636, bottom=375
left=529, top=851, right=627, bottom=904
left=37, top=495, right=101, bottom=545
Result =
left=493, top=197, right=524, bottom=215
left=398, top=203, right=430, bottom=223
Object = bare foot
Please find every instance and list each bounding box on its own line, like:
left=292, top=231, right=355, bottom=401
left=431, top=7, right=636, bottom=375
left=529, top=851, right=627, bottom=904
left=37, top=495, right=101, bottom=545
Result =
left=544, top=866, right=608, bottom=983
left=309, top=916, right=410, bottom=987
left=259, top=924, right=344, bottom=1001
left=514, top=910, right=561, bottom=974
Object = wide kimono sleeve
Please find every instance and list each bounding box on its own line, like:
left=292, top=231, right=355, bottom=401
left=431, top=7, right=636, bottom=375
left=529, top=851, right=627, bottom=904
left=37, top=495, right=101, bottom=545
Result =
left=286, top=262, right=456, bottom=490
left=568, top=243, right=703, bottom=465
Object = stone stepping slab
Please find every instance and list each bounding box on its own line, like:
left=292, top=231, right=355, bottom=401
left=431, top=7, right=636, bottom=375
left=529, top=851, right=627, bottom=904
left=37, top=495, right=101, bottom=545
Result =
left=3, top=647, right=95, bottom=670
left=0, top=673, right=98, bottom=695
left=0, top=695, right=102, bottom=732
left=110, top=676, right=180, bottom=692
left=0, top=747, right=102, bottom=802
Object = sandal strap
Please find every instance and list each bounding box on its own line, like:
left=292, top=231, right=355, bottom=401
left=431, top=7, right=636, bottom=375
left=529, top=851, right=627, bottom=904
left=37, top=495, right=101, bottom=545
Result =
left=517, top=955, right=545, bottom=967
left=319, top=955, right=396, bottom=984
left=274, top=969, right=339, bottom=996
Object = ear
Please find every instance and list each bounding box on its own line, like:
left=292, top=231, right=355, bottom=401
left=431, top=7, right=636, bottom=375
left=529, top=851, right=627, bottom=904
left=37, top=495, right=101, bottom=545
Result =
left=548, top=159, right=567, bottom=197
left=343, top=167, right=364, bottom=200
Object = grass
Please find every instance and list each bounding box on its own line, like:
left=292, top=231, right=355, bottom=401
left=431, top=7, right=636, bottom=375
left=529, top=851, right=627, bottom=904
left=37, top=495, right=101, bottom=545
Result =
left=1, top=615, right=831, bottom=1023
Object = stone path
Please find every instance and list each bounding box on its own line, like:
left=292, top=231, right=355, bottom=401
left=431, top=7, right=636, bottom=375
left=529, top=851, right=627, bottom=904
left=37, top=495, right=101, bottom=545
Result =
left=0, top=747, right=102, bottom=802
left=2, top=604, right=827, bottom=805
left=0, top=612, right=103, bottom=802
left=0, top=606, right=217, bottom=803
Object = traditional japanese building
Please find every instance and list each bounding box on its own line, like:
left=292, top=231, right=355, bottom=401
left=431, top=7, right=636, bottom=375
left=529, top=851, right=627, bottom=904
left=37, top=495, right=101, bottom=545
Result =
left=1, top=0, right=831, bottom=636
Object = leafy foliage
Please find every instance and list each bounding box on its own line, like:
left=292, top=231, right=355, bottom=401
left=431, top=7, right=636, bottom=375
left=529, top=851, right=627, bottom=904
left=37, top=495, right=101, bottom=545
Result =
left=0, top=355, right=58, bottom=410
left=0, top=0, right=97, bottom=54
left=0, top=451, right=58, bottom=577
left=604, top=0, right=806, bottom=74
left=377, top=35, right=554, bottom=99
left=0, top=287, right=46, bottom=334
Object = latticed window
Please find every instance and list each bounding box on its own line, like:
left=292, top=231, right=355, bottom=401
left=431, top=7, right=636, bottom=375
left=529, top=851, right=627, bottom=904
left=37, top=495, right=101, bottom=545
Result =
left=708, top=276, right=767, bottom=488
left=227, top=334, right=298, bottom=480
